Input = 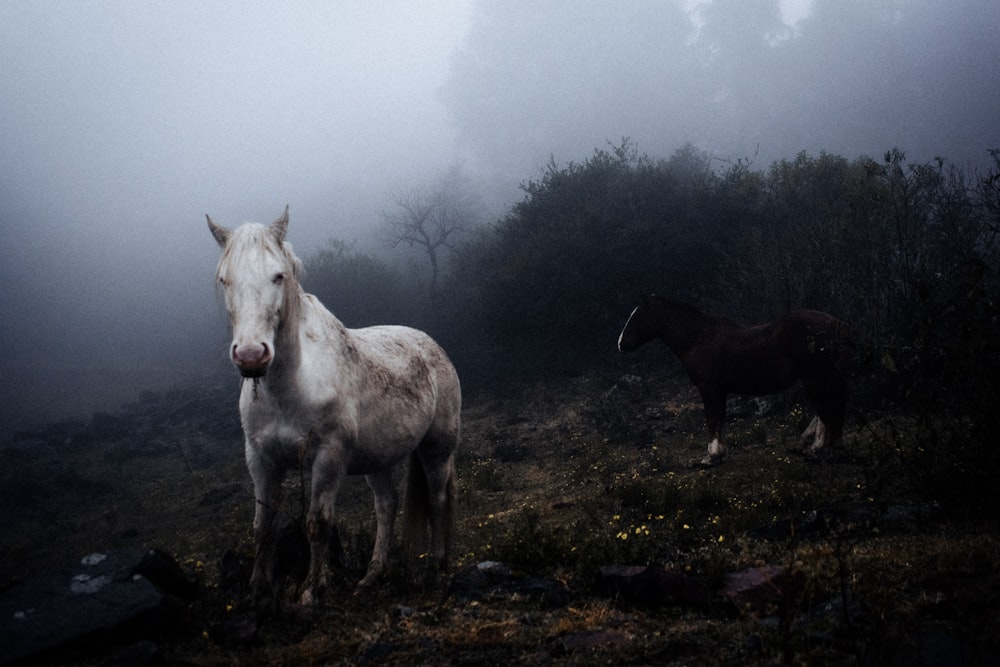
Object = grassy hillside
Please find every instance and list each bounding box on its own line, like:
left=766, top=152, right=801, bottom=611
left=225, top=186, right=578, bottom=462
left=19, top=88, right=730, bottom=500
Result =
left=2, top=374, right=997, bottom=665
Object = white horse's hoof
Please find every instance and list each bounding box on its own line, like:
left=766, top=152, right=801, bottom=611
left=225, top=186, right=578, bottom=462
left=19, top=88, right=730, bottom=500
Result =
left=356, top=561, right=385, bottom=591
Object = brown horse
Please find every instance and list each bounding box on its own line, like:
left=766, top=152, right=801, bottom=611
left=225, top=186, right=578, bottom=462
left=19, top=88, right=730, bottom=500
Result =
left=618, top=295, right=850, bottom=465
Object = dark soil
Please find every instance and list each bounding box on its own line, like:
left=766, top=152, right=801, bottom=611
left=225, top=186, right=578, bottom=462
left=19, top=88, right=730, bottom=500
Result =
left=2, top=371, right=998, bottom=665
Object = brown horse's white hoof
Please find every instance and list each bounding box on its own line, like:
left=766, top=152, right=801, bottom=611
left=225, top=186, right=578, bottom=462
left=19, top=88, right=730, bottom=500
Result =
left=800, top=415, right=827, bottom=453
left=700, top=438, right=725, bottom=467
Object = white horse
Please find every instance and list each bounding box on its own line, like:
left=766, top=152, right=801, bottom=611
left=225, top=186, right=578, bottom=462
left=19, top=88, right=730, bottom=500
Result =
left=207, top=207, right=461, bottom=606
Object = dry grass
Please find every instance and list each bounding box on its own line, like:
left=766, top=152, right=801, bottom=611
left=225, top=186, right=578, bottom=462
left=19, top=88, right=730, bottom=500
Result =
left=2, top=373, right=999, bottom=665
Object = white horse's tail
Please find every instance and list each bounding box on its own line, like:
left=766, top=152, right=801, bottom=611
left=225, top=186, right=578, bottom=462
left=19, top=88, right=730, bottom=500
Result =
left=404, top=450, right=456, bottom=565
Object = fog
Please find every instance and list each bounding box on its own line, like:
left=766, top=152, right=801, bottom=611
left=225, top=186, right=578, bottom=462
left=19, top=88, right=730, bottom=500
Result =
left=1, top=0, right=997, bottom=436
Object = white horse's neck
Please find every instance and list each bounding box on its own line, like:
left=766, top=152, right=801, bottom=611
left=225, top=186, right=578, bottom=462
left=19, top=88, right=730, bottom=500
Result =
left=269, top=287, right=352, bottom=386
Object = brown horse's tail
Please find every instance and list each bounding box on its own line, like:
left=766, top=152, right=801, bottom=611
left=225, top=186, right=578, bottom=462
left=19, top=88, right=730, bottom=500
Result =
left=403, top=450, right=456, bottom=565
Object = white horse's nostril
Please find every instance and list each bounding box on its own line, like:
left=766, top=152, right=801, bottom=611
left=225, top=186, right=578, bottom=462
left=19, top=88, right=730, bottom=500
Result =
left=232, top=342, right=272, bottom=377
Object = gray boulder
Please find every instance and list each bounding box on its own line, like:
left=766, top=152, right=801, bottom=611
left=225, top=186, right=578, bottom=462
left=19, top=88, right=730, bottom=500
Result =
left=0, top=548, right=194, bottom=665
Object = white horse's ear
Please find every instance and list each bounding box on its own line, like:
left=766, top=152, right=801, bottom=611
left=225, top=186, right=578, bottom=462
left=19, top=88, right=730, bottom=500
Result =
left=207, top=215, right=230, bottom=247
left=270, top=205, right=290, bottom=242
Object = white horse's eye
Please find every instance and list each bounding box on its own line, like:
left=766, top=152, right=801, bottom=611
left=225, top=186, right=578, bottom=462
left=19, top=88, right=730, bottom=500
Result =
left=272, top=273, right=285, bottom=285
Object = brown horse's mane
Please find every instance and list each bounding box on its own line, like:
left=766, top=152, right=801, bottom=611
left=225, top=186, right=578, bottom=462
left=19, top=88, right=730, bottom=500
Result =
left=647, top=295, right=743, bottom=328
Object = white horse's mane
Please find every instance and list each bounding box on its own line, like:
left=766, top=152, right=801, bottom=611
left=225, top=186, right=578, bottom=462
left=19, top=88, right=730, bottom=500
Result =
left=215, top=223, right=303, bottom=285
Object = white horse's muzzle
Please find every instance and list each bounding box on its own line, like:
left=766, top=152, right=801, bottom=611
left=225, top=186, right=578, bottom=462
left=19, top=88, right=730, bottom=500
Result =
left=233, top=342, right=272, bottom=377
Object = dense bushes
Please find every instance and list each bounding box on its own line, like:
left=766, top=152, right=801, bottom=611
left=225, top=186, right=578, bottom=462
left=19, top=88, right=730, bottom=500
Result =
left=303, top=141, right=1000, bottom=515
left=442, top=141, right=735, bottom=378
left=464, top=144, right=999, bottom=377
left=301, top=239, right=415, bottom=329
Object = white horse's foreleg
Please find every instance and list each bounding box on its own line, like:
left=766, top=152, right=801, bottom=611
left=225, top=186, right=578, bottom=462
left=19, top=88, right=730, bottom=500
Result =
left=247, top=448, right=284, bottom=601
left=301, top=457, right=343, bottom=606
left=358, top=470, right=398, bottom=589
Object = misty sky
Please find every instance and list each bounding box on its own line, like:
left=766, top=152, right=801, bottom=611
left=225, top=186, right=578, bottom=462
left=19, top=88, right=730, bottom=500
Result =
left=1, top=0, right=997, bottom=432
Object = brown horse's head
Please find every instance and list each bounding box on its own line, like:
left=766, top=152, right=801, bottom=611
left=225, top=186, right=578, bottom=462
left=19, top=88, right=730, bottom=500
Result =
left=618, top=294, right=658, bottom=352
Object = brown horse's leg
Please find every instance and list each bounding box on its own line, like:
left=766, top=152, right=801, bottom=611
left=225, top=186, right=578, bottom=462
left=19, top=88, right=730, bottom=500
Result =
left=819, top=372, right=847, bottom=446
left=824, top=372, right=847, bottom=445
left=801, top=372, right=847, bottom=453
left=700, top=390, right=727, bottom=466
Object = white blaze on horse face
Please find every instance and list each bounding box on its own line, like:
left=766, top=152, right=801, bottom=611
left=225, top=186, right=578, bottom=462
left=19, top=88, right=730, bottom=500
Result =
left=217, top=225, right=289, bottom=377
left=618, top=306, right=639, bottom=351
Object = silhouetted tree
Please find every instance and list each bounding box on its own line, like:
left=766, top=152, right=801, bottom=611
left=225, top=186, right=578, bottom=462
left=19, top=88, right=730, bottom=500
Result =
left=379, top=164, right=483, bottom=297
left=444, top=139, right=732, bottom=376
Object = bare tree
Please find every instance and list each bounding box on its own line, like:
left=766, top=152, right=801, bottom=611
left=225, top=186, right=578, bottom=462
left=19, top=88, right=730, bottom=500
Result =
left=380, top=165, right=482, bottom=297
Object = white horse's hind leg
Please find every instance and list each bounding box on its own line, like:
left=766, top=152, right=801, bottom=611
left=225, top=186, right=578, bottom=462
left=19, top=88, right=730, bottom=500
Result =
left=423, top=454, right=457, bottom=566
left=358, top=470, right=398, bottom=589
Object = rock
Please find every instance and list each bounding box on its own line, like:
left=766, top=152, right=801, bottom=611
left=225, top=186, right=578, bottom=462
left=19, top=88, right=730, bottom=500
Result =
left=99, top=639, right=160, bottom=667
left=720, top=565, right=797, bottom=613
left=448, top=561, right=569, bottom=608
left=750, top=504, right=879, bottom=540
left=198, top=482, right=241, bottom=506
left=493, top=440, right=529, bottom=463
left=553, top=629, right=633, bottom=654
left=881, top=502, right=943, bottom=525
left=216, top=611, right=258, bottom=646
left=616, top=374, right=645, bottom=391
left=599, top=375, right=645, bottom=404
left=355, top=641, right=398, bottom=664
left=135, top=548, right=199, bottom=601
left=750, top=396, right=780, bottom=416
left=0, top=548, right=192, bottom=665
left=597, top=564, right=711, bottom=610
